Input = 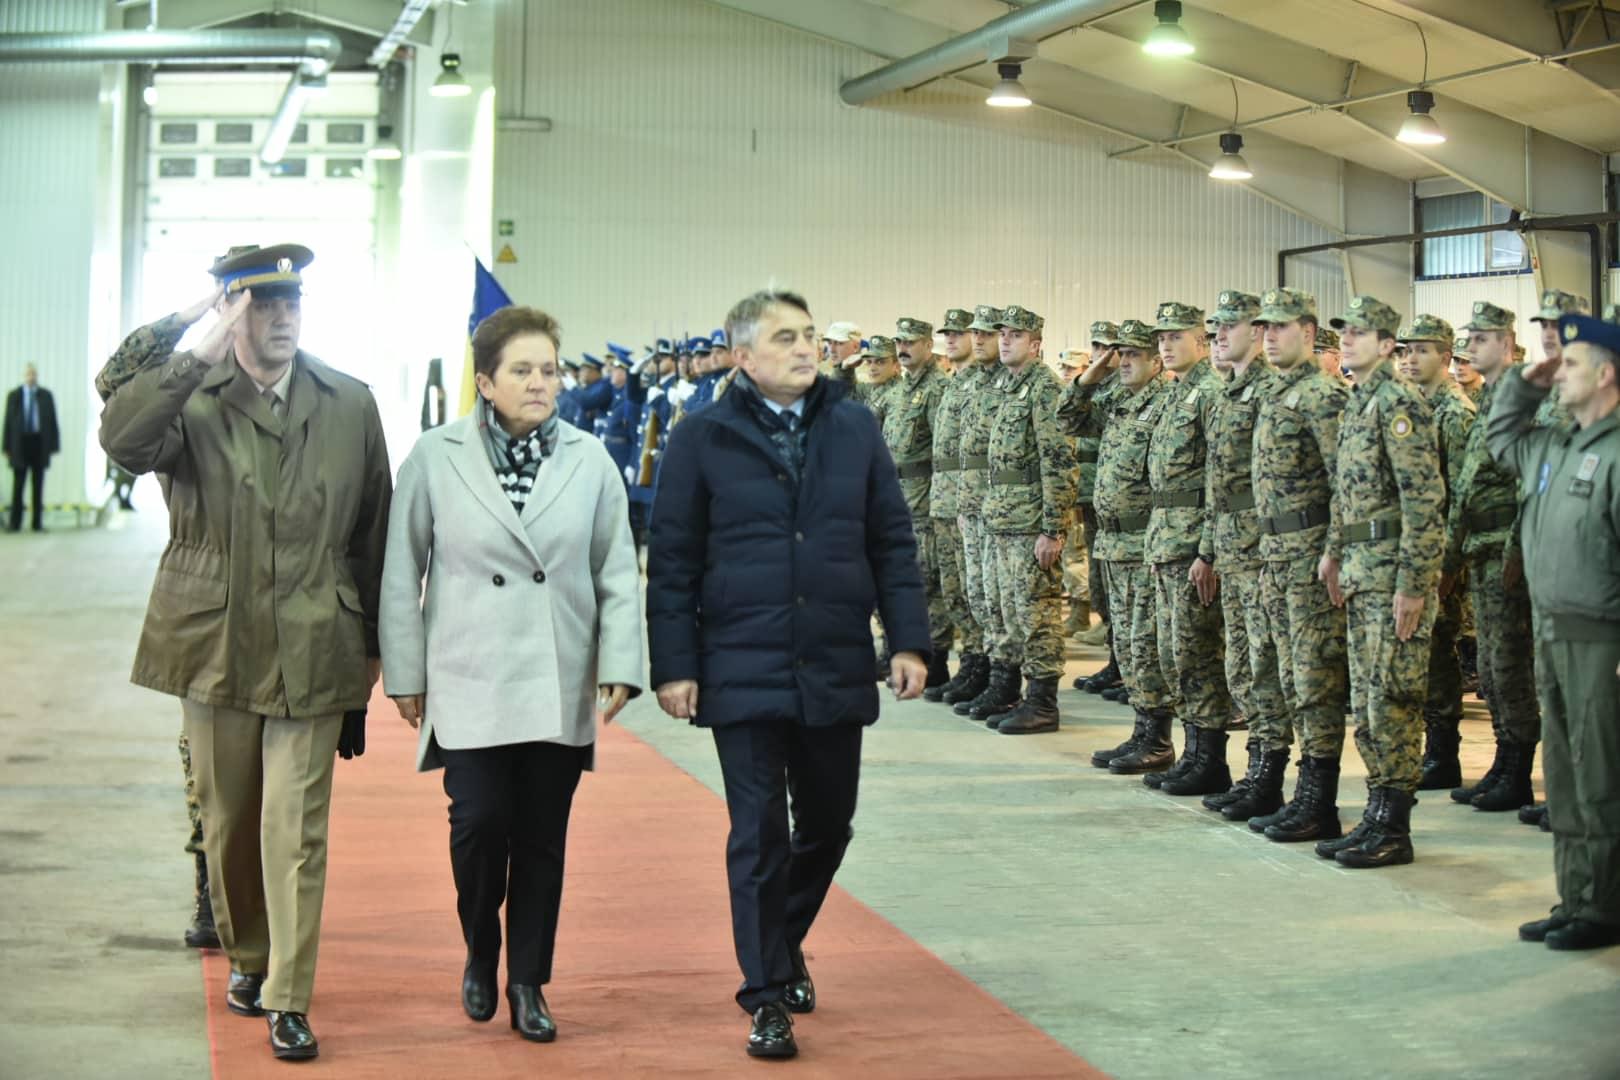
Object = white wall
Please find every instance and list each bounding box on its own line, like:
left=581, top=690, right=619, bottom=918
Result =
left=1413, top=274, right=1545, bottom=356
left=490, top=0, right=1349, bottom=356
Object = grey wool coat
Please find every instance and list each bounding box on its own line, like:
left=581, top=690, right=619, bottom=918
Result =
left=380, top=413, right=644, bottom=771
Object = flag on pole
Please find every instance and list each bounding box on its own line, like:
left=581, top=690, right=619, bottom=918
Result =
left=459, top=257, right=514, bottom=416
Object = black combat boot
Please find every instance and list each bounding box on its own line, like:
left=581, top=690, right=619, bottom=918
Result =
left=922, top=651, right=953, bottom=693
left=1519, top=802, right=1548, bottom=829
left=1079, top=653, right=1122, bottom=694
left=1336, top=787, right=1415, bottom=868
left=1101, top=685, right=1131, bottom=703
left=1205, top=740, right=1261, bottom=811
left=1417, top=714, right=1463, bottom=791
left=940, top=653, right=989, bottom=705
left=1472, top=742, right=1536, bottom=812
left=1224, top=749, right=1289, bottom=821
left=1263, top=756, right=1343, bottom=842
left=1108, top=708, right=1175, bottom=774
left=955, top=662, right=1012, bottom=717
left=1458, top=635, right=1479, bottom=695
left=1091, top=712, right=1147, bottom=769
left=1315, top=787, right=1385, bottom=859
left=1161, top=728, right=1232, bottom=797
left=984, top=670, right=1026, bottom=729
left=998, top=677, right=1061, bottom=735
left=964, top=664, right=1021, bottom=721
left=1145, top=723, right=1198, bottom=789
left=185, top=851, right=220, bottom=950
left=1452, top=740, right=1508, bottom=803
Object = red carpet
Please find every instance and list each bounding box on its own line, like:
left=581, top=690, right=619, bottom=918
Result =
left=201, top=694, right=1102, bottom=1078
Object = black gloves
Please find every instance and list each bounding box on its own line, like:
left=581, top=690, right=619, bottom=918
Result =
left=337, top=708, right=367, bottom=760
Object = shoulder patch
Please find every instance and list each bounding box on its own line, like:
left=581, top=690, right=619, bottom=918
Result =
left=1284, top=390, right=1301, bottom=409
left=1240, top=383, right=1254, bottom=403
left=1184, top=387, right=1200, bottom=404
left=1577, top=453, right=1601, bottom=482
left=1390, top=412, right=1414, bottom=439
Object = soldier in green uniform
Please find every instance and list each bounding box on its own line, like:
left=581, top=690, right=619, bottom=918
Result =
left=1145, top=301, right=1234, bottom=794
left=981, top=306, right=1077, bottom=734
left=1315, top=327, right=1344, bottom=384
left=1056, top=349, right=1093, bottom=638
left=1248, top=289, right=1351, bottom=843
left=926, top=309, right=995, bottom=705
left=1068, top=324, right=1122, bottom=656
left=1065, top=320, right=1176, bottom=768
left=888, top=317, right=953, bottom=688
left=1314, top=297, right=1445, bottom=868
left=1452, top=335, right=1484, bottom=403
left=1396, top=315, right=1475, bottom=790
left=1200, top=291, right=1290, bottom=820
left=840, top=335, right=902, bottom=421
left=1492, top=312, right=1620, bottom=951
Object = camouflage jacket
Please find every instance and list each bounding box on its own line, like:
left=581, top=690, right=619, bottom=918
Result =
left=931, top=360, right=996, bottom=520
left=983, top=361, right=1076, bottom=536
left=1328, top=361, right=1443, bottom=598
left=1424, top=378, right=1476, bottom=514
left=956, top=366, right=1008, bottom=518
left=96, top=312, right=192, bottom=402
left=1057, top=369, right=1121, bottom=502
left=1147, top=359, right=1223, bottom=564
left=853, top=375, right=903, bottom=424
left=1202, top=356, right=1273, bottom=569
left=1254, top=361, right=1348, bottom=563
left=1086, top=374, right=1172, bottom=563
left=882, top=360, right=948, bottom=518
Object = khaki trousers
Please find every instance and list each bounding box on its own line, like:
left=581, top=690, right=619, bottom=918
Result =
left=182, top=701, right=342, bottom=1013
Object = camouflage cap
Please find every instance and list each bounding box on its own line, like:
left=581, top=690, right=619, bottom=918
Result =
left=1452, top=335, right=1472, bottom=358
left=1153, top=300, right=1206, bottom=333
left=1089, top=320, right=1120, bottom=346
left=894, top=316, right=934, bottom=342
left=1313, top=327, right=1340, bottom=353
left=1253, top=287, right=1317, bottom=325
left=1603, top=303, right=1620, bottom=325
left=1460, top=300, right=1515, bottom=332
left=940, top=308, right=973, bottom=333
left=1208, top=290, right=1261, bottom=326
left=862, top=335, right=897, bottom=360
left=1397, top=314, right=1454, bottom=345
left=967, top=305, right=1002, bottom=333
left=1330, top=294, right=1402, bottom=334
left=1057, top=348, right=1089, bottom=368
left=1115, top=319, right=1157, bottom=350
left=994, top=305, right=1045, bottom=335
left=1513, top=343, right=1526, bottom=362
left=1531, top=289, right=1590, bottom=323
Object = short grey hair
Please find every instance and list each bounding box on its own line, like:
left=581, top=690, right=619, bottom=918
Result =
left=725, top=289, right=811, bottom=352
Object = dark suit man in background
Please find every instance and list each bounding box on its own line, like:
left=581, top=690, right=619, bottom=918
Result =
left=5, top=364, right=60, bottom=532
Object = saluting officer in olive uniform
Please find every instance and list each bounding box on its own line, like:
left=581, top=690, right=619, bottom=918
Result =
left=842, top=335, right=902, bottom=421
left=1316, top=296, right=1445, bottom=869
left=1492, top=312, right=1620, bottom=952
left=1072, top=324, right=1120, bottom=652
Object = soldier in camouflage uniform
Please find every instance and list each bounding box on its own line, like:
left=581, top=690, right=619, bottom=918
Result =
left=888, top=317, right=954, bottom=688
left=1055, top=349, right=1093, bottom=637
left=979, top=306, right=1077, bottom=734
left=1452, top=335, right=1484, bottom=403
left=1393, top=315, right=1475, bottom=790
left=1144, top=302, right=1234, bottom=795
left=1315, top=327, right=1344, bottom=384
left=1063, top=320, right=1176, bottom=768
left=1247, top=289, right=1352, bottom=843
left=1449, top=334, right=1485, bottom=698
left=1313, top=296, right=1445, bottom=868
left=926, top=309, right=996, bottom=705
left=1073, top=327, right=1119, bottom=652
left=840, top=335, right=903, bottom=421
left=98, top=291, right=222, bottom=950
left=1199, top=291, right=1291, bottom=820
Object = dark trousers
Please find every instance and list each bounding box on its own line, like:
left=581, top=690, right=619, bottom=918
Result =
left=8, top=434, right=44, bottom=530
left=440, top=741, right=586, bottom=986
left=711, top=721, right=863, bottom=1012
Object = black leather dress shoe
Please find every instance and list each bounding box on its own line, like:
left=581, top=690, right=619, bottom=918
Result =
left=1544, top=919, right=1620, bottom=951
left=747, top=1002, right=797, bottom=1059
left=1518, top=912, right=1572, bottom=942
left=266, top=1011, right=318, bottom=1060
left=226, top=971, right=266, bottom=1017
left=506, top=984, right=557, bottom=1042
left=462, top=959, right=497, bottom=1022
left=784, top=958, right=815, bottom=1014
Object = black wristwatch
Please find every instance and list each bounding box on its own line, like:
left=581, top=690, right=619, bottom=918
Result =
left=1196, top=553, right=1214, bottom=567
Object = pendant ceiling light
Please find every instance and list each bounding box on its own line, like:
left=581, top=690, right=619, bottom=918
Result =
left=986, top=62, right=1032, bottom=108
left=431, top=2, right=472, bottom=98
left=1396, top=26, right=1445, bottom=145
left=1143, top=0, right=1194, bottom=58
left=1209, top=81, right=1252, bottom=180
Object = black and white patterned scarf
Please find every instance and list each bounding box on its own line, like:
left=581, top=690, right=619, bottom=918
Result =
left=482, top=400, right=560, bottom=515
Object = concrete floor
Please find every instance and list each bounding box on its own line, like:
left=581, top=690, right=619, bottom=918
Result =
left=3, top=499, right=1618, bottom=1079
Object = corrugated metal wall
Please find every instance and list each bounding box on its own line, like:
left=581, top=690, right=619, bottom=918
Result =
left=491, top=0, right=1347, bottom=353
left=0, top=0, right=108, bottom=514
left=1413, top=275, right=1543, bottom=351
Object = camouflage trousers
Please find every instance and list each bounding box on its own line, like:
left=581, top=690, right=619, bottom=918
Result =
left=914, top=515, right=954, bottom=652
left=1062, top=528, right=1090, bottom=605
left=1423, top=583, right=1464, bottom=724
left=1468, top=552, right=1541, bottom=745
left=1154, top=559, right=1231, bottom=730
left=179, top=729, right=203, bottom=855
left=1080, top=505, right=1108, bottom=622
left=1222, top=566, right=1289, bottom=752
left=932, top=515, right=982, bottom=653
left=1102, top=559, right=1172, bottom=709
left=961, top=515, right=1011, bottom=664
left=1260, top=557, right=1348, bottom=759
left=1346, top=590, right=1436, bottom=793
left=992, top=533, right=1065, bottom=681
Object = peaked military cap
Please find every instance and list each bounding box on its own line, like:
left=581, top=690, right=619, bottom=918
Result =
left=862, top=335, right=897, bottom=360
left=1559, top=312, right=1620, bottom=353
left=1313, top=327, right=1340, bottom=352
left=607, top=342, right=632, bottom=361
left=1330, top=294, right=1401, bottom=334
left=968, top=305, right=1002, bottom=333
left=1461, top=300, right=1515, bottom=332
left=994, top=305, right=1044, bottom=334
left=894, top=317, right=934, bottom=342
left=1532, top=289, right=1590, bottom=323
left=1153, top=301, right=1205, bottom=332
left=209, top=243, right=312, bottom=296
left=1209, top=290, right=1261, bottom=326
left=1089, top=320, right=1121, bottom=346
left=1057, top=348, right=1089, bottom=367
left=561, top=357, right=580, bottom=372
left=1253, top=288, right=1317, bottom=325
left=689, top=336, right=712, bottom=355
left=653, top=338, right=674, bottom=355
left=710, top=328, right=729, bottom=348
left=1115, top=319, right=1156, bottom=350
left=579, top=353, right=604, bottom=371
left=1398, top=314, right=1454, bottom=345
left=1452, top=335, right=1472, bottom=358
left=940, top=308, right=973, bottom=333
left=823, top=321, right=861, bottom=343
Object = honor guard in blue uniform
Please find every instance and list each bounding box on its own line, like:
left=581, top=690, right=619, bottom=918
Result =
left=598, top=348, right=648, bottom=483
left=567, top=354, right=612, bottom=432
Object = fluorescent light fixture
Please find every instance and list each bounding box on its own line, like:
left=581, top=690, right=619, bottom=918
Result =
left=368, top=124, right=402, bottom=160
left=1397, top=89, right=1446, bottom=145
left=1143, top=0, right=1194, bottom=57
left=431, top=52, right=471, bottom=98
left=986, top=62, right=1031, bottom=108
left=1209, top=132, right=1252, bottom=180
left=259, top=71, right=316, bottom=164
left=141, top=83, right=157, bottom=107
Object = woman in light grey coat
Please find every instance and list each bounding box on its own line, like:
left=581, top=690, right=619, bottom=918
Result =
left=380, top=305, right=643, bottom=1044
